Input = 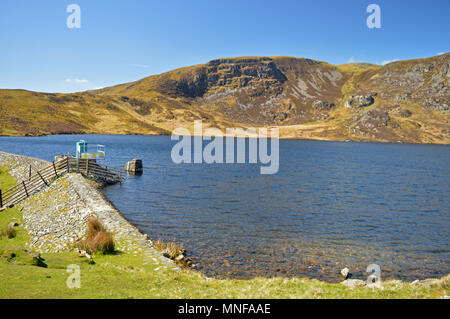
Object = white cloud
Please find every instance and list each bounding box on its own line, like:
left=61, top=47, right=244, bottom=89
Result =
left=347, top=57, right=357, bottom=63
left=380, top=59, right=400, bottom=66
left=65, top=78, right=89, bottom=84
left=92, top=86, right=104, bottom=90
left=437, top=52, right=446, bottom=56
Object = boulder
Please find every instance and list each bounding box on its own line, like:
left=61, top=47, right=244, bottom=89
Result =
left=424, top=97, right=450, bottom=111
left=341, top=279, right=366, bottom=288
left=273, top=112, right=288, bottom=122
left=360, top=110, right=391, bottom=127
left=340, top=267, right=350, bottom=280
left=312, top=100, right=335, bottom=111
left=395, top=93, right=411, bottom=102
left=125, top=159, right=143, bottom=173
left=78, top=249, right=92, bottom=259
left=345, top=93, right=376, bottom=108
left=396, top=109, right=413, bottom=118
left=413, top=64, right=434, bottom=73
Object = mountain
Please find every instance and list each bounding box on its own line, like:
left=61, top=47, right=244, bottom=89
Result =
left=0, top=53, right=449, bottom=143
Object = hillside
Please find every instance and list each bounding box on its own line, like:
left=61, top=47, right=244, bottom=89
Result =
left=0, top=53, right=449, bottom=143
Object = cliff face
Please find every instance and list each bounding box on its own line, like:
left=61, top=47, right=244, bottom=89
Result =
left=103, top=57, right=349, bottom=126
left=355, top=54, right=449, bottom=111
left=0, top=54, right=449, bottom=143
left=201, top=57, right=347, bottom=126
left=338, top=53, right=450, bottom=142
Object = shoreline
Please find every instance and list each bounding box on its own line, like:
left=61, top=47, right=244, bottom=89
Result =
left=0, top=150, right=448, bottom=289
left=0, top=132, right=449, bottom=146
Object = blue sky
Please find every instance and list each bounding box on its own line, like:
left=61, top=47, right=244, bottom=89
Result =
left=0, top=0, right=448, bottom=93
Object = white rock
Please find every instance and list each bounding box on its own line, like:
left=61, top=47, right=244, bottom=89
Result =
left=340, top=267, right=350, bottom=279
left=341, top=279, right=366, bottom=288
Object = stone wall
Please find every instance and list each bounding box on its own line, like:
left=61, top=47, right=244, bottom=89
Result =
left=0, top=151, right=50, bottom=181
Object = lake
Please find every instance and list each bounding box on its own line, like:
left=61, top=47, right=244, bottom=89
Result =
left=0, top=134, right=448, bottom=281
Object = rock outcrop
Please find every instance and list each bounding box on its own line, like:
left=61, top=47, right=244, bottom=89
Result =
left=312, top=100, right=335, bottom=111
left=345, top=94, right=377, bottom=108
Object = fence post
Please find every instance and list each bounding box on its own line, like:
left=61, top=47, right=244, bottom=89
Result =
left=53, top=161, right=58, bottom=177
left=22, top=181, right=29, bottom=197
left=67, top=157, right=70, bottom=173
left=37, top=171, right=48, bottom=186
left=85, top=160, right=89, bottom=175
left=0, top=189, right=3, bottom=208
left=29, top=165, right=32, bottom=181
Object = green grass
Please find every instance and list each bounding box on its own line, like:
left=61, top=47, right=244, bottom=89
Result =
left=0, top=167, right=448, bottom=299
left=0, top=165, right=16, bottom=191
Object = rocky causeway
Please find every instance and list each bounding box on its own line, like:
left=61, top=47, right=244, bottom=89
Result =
left=0, top=151, right=174, bottom=266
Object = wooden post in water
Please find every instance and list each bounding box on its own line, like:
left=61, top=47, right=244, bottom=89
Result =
left=29, top=165, right=32, bottom=180
left=67, top=157, right=70, bottom=173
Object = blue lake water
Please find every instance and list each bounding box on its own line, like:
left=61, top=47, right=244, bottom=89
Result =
left=0, top=134, right=449, bottom=281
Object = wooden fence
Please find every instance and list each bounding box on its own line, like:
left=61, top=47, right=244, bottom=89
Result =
left=0, top=157, right=123, bottom=210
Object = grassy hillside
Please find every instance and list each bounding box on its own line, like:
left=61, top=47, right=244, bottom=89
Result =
left=0, top=54, right=448, bottom=144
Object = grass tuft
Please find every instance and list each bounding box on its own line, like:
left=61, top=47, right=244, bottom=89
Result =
left=1, top=224, right=16, bottom=239
left=153, top=239, right=194, bottom=266
left=165, top=242, right=185, bottom=260
left=78, top=217, right=115, bottom=255
left=153, top=239, right=185, bottom=260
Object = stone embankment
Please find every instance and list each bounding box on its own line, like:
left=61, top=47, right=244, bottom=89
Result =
left=0, top=151, right=173, bottom=266
left=0, top=151, right=49, bottom=181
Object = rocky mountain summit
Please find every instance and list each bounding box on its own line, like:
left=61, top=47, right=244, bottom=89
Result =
left=0, top=53, right=448, bottom=143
